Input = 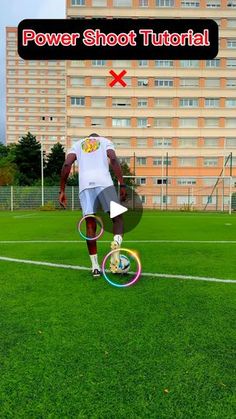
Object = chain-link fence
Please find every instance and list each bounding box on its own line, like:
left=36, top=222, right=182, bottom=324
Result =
left=0, top=186, right=80, bottom=211
left=122, top=176, right=236, bottom=214
left=0, top=178, right=236, bottom=212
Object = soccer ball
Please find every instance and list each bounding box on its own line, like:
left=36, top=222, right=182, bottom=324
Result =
left=118, top=254, right=130, bottom=274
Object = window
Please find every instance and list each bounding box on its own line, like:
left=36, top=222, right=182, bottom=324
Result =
left=91, top=118, right=105, bottom=127
left=137, top=118, right=147, bottom=127
left=179, top=157, right=197, bottom=166
left=138, top=60, right=148, bottom=66
left=92, top=0, right=107, bottom=5
left=206, top=0, right=220, bottom=6
left=70, top=117, right=85, bottom=127
left=177, top=178, right=196, bottom=185
left=179, top=118, right=198, bottom=127
left=179, top=138, right=197, bottom=147
left=153, top=157, right=171, bottom=166
left=140, top=196, right=146, bottom=204
left=202, top=196, right=216, bottom=205
left=71, top=0, right=85, bottom=5
left=204, top=138, right=219, bottom=147
left=154, top=118, right=172, bottom=127
left=205, top=78, right=220, bottom=88
left=181, top=1, right=199, bottom=7
left=227, top=40, right=236, bottom=48
left=204, top=157, right=218, bottom=166
left=137, top=157, right=147, bottom=165
left=92, top=60, right=106, bottom=67
left=203, top=178, right=216, bottom=186
left=225, top=119, right=236, bottom=127
left=112, top=118, right=131, bottom=127
left=226, top=99, right=236, bottom=107
left=91, top=97, right=106, bottom=107
left=138, top=98, right=148, bottom=107
left=180, top=78, right=199, bottom=87
left=138, top=78, right=149, bottom=87
left=112, top=138, right=130, bottom=148
left=155, top=60, right=173, bottom=67
left=48, top=98, right=57, bottom=104
left=112, top=98, right=131, bottom=107
left=205, top=118, right=219, bottom=127
left=136, top=178, right=146, bottom=185
left=227, top=0, right=236, bottom=8
left=70, top=97, right=85, bottom=106
left=71, top=60, right=85, bottom=67
left=227, top=59, right=236, bottom=67
left=180, top=98, right=198, bottom=107
left=153, top=196, right=171, bottom=205
left=8, top=32, right=16, bottom=38
left=180, top=60, right=199, bottom=67
left=155, top=98, right=172, bottom=107
left=119, top=157, right=130, bottom=164
left=206, top=59, right=220, bottom=67
left=112, top=60, right=131, bottom=67
left=155, top=79, right=173, bottom=87
left=91, top=77, right=106, bottom=86
left=113, top=0, right=132, bottom=6
left=156, top=0, right=175, bottom=6
left=177, top=196, right=196, bottom=205
left=226, top=79, right=236, bottom=87
left=228, top=19, right=236, bottom=27
left=136, top=138, right=147, bottom=147
left=205, top=98, right=219, bottom=107
left=70, top=77, right=85, bottom=86
left=225, top=138, right=236, bottom=147
left=153, top=138, right=172, bottom=147
left=139, top=0, right=148, bottom=5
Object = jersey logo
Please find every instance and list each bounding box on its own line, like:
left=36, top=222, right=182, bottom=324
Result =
left=81, top=138, right=100, bottom=153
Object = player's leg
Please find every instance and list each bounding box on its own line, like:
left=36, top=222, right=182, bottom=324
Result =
left=98, top=186, right=124, bottom=273
left=85, top=216, right=100, bottom=277
left=79, top=189, right=100, bottom=277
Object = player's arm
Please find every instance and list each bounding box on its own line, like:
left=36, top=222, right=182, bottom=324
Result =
left=59, top=153, right=76, bottom=208
left=107, top=148, right=127, bottom=201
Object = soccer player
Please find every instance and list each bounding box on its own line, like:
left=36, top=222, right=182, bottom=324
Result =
left=59, top=133, right=127, bottom=277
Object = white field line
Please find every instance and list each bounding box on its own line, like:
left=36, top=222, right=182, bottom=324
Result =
left=1, top=240, right=236, bottom=244
left=0, top=256, right=235, bottom=284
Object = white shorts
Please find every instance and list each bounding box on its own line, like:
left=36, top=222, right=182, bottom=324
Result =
left=79, top=186, right=119, bottom=216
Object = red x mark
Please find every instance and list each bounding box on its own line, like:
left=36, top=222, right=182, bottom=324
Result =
left=109, top=69, right=127, bottom=87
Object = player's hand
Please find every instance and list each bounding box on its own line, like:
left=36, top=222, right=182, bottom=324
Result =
left=120, top=185, right=127, bottom=202
left=59, top=191, right=67, bottom=209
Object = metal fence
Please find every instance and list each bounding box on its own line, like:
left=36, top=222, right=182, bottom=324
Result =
left=0, top=177, right=236, bottom=213
left=0, top=186, right=80, bottom=211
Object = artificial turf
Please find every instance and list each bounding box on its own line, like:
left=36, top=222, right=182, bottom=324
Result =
left=0, top=211, right=235, bottom=418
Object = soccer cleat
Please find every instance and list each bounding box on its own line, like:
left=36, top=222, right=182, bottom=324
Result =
left=92, top=268, right=101, bottom=278
left=110, top=240, right=120, bottom=273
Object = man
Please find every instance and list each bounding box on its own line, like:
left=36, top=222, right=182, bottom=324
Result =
left=59, top=133, right=127, bottom=278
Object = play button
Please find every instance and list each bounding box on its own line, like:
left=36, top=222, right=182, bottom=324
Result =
left=110, top=201, right=128, bottom=218
left=89, top=185, right=143, bottom=234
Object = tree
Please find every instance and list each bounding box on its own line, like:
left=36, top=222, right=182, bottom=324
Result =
left=44, top=142, right=65, bottom=184
left=13, top=132, right=42, bottom=186
left=0, top=143, right=17, bottom=185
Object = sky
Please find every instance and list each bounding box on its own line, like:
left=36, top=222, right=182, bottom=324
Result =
left=0, top=0, right=65, bottom=143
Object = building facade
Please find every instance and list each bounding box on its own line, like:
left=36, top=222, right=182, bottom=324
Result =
left=6, top=27, right=66, bottom=153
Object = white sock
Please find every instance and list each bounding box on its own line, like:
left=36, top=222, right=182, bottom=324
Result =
left=114, top=234, right=122, bottom=246
left=90, top=254, right=100, bottom=270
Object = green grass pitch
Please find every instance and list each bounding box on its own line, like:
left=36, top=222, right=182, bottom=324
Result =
left=0, top=210, right=235, bottom=418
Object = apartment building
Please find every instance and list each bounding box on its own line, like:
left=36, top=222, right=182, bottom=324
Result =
left=6, top=28, right=66, bottom=153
